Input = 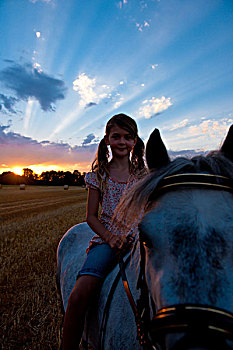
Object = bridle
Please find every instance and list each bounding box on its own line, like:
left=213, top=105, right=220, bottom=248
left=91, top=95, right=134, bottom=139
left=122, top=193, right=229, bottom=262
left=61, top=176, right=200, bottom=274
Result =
left=119, top=173, right=233, bottom=349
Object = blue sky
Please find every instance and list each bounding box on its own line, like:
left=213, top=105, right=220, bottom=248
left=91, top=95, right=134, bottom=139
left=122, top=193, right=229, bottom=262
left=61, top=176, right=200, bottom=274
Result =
left=0, top=0, right=233, bottom=174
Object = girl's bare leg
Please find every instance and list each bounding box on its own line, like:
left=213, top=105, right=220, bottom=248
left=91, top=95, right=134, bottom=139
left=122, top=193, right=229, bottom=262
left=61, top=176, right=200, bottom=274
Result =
left=62, top=275, right=102, bottom=350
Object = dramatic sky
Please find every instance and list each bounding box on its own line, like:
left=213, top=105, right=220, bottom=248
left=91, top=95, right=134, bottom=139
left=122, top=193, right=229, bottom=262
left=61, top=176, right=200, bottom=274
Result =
left=0, top=0, right=233, bottom=175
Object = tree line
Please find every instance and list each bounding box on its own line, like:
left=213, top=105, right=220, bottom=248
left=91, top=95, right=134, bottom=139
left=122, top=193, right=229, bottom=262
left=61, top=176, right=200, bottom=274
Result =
left=0, top=168, right=86, bottom=186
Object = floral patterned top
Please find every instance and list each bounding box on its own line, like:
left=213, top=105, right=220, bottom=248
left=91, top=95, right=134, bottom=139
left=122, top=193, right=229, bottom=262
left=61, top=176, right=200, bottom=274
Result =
left=85, top=171, right=138, bottom=249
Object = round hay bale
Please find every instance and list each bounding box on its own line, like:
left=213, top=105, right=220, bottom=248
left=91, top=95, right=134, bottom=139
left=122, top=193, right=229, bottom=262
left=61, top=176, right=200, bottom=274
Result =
left=20, top=184, right=26, bottom=190
left=64, top=184, right=69, bottom=190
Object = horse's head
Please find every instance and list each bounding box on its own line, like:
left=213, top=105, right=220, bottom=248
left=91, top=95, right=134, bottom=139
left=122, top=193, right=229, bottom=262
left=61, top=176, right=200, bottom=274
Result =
left=141, top=125, right=233, bottom=304
left=118, top=125, right=233, bottom=349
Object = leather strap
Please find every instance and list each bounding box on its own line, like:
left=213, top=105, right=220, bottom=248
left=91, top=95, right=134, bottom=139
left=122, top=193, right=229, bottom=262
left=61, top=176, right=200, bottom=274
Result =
left=149, top=304, right=233, bottom=342
left=151, top=173, right=233, bottom=199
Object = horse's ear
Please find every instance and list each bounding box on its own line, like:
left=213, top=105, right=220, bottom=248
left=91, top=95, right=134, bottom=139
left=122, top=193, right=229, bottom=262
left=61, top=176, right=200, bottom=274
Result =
left=146, top=128, right=170, bottom=171
left=220, top=124, right=233, bottom=162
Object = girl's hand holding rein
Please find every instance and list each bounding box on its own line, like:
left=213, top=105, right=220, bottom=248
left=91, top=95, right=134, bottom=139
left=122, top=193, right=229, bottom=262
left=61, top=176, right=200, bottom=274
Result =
left=105, top=230, right=134, bottom=253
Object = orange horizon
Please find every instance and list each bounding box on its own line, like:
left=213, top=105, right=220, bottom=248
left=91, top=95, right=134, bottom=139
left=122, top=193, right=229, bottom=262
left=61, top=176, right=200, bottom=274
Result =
left=0, top=163, right=91, bottom=176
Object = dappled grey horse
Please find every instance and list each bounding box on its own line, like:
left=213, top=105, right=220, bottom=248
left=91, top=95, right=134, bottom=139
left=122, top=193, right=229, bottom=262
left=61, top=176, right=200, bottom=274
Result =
left=57, top=125, right=233, bottom=350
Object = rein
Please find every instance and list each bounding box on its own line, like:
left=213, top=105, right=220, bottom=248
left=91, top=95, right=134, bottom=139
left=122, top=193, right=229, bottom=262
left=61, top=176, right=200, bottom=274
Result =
left=119, top=173, right=233, bottom=349
left=119, top=241, right=156, bottom=350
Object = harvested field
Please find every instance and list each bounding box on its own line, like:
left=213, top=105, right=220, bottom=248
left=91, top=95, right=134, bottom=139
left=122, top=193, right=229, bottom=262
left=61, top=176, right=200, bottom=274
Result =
left=0, top=185, right=87, bottom=349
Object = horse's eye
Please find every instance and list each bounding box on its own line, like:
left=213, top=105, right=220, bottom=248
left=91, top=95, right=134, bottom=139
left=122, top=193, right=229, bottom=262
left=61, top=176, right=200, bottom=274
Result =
left=139, top=229, right=153, bottom=248
left=143, top=240, right=153, bottom=248
left=142, top=241, right=151, bottom=248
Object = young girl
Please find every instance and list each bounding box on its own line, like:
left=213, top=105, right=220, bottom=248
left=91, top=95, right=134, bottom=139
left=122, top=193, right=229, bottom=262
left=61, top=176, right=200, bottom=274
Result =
left=62, top=113, right=146, bottom=349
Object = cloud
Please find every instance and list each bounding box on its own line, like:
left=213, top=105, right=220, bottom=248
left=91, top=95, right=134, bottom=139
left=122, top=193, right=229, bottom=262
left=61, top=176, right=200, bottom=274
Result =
left=0, top=125, right=10, bottom=133
left=139, top=96, right=172, bottom=119
left=4, top=59, right=15, bottom=64
left=32, top=62, right=43, bottom=73
left=34, top=30, right=45, bottom=41
left=165, top=118, right=233, bottom=151
left=85, top=102, right=97, bottom=109
left=73, top=73, right=111, bottom=108
left=0, top=62, right=67, bottom=111
left=187, top=119, right=233, bottom=137
left=29, top=0, right=52, bottom=3
left=82, top=133, right=96, bottom=145
left=0, top=94, right=18, bottom=114
left=113, top=97, right=125, bottom=110
left=136, top=20, right=150, bottom=32
left=170, top=119, right=189, bottom=131
left=139, top=1, right=149, bottom=9
left=0, top=125, right=97, bottom=172
left=117, top=0, right=127, bottom=9
left=168, top=149, right=207, bottom=160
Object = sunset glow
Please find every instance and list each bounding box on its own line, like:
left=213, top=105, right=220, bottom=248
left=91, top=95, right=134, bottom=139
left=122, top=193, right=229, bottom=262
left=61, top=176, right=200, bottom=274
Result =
left=0, top=163, right=90, bottom=176
left=26, top=165, right=61, bottom=175
left=0, top=165, right=64, bottom=176
left=11, top=167, right=24, bottom=176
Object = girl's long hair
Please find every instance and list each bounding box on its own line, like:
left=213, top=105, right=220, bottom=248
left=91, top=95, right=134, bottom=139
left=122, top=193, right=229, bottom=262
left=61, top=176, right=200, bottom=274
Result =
left=91, top=113, right=146, bottom=193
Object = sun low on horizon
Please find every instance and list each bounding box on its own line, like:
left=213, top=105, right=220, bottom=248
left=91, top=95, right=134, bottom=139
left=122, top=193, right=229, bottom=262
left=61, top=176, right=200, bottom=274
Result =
left=0, top=163, right=90, bottom=176
left=0, top=0, right=233, bottom=170
left=0, top=165, right=59, bottom=176
left=10, top=167, right=25, bottom=176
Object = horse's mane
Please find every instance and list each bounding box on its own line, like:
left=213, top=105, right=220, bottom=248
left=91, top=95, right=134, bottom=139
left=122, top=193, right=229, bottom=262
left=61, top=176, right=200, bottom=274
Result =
left=114, top=152, right=233, bottom=234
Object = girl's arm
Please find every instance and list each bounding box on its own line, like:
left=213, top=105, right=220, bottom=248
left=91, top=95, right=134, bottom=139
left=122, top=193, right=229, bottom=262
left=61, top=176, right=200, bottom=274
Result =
left=86, top=188, right=129, bottom=251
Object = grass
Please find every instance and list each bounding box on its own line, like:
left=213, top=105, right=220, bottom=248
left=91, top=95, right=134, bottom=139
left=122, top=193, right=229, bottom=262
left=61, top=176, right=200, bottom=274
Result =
left=0, top=185, right=87, bottom=349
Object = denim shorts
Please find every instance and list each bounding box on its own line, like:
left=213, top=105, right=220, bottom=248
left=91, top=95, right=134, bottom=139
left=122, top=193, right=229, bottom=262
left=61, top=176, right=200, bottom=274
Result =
left=77, top=243, right=119, bottom=279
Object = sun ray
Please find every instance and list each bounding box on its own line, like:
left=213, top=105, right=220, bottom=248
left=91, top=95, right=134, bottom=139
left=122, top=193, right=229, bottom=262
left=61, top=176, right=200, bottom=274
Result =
left=24, top=98, right=35, bottom=131
left=49, top=104, right=84, bottom=139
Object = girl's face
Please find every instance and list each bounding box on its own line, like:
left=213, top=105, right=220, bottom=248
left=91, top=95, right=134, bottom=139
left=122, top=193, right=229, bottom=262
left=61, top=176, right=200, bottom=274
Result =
left=105, top=125, right=137, bottom=158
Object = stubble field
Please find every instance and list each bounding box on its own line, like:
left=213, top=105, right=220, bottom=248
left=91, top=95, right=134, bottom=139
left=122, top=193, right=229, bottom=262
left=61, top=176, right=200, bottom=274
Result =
left=0, top=185, right=87, bottom=350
